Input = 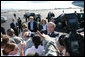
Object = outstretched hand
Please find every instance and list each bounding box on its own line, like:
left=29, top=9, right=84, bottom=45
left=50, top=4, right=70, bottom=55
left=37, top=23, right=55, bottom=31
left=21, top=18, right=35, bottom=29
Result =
left=20, top=41, right=26, bottom=50
left=37, top=30, right=51, bottom=40
left=37, top=30, right=45, bottom=40
left=22, top=31, right=31, bottom=38
left=20, top=41, right=26, bottom=56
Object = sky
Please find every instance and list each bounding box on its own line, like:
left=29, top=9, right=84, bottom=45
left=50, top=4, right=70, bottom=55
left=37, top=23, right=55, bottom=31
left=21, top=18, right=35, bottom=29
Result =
left=1, top=1, right=79, bottom=10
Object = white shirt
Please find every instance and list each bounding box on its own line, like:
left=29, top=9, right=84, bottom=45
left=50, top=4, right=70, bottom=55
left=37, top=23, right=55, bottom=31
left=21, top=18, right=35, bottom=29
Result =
left=47, top=33, right=51, bottom=35
left=42, top=24, right=47, bottom=30
left=25, top=45, right=44, bottom=56
left=30, top=22, right=33, bottom=30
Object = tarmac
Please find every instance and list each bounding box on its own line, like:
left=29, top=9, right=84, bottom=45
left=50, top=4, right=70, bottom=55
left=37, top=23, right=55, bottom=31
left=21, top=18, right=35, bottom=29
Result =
left=1, top=8, right=82, bottom=36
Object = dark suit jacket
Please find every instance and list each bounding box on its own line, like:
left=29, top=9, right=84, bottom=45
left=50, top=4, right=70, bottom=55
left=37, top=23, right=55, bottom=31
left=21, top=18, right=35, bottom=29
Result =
left=17, top=20, right=22, bottom=28
left=41, top=30, right=59, bottom=38
left=37, top=24, right=43, bottom=31
left=28, top=21, right=38, bottom=32
left=1, top=27, right=6, bottom=34
left=10, top=22, right=18, bottom=29
left=10, top=22, right=18, bottom=36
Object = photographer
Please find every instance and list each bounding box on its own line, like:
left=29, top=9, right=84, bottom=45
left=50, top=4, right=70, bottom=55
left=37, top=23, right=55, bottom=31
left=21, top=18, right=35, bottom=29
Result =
left=57, top=35, right=70, bottom=56
left=60, top=17, right=84, bottom=56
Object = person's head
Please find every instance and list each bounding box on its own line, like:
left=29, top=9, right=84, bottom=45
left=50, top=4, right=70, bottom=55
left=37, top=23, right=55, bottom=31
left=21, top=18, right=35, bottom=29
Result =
left=1, top=35, right=9, bottom=49
left=32, top=35, right=42, bottom=49
left=12, top=18, right=15, bottom=22
left=29, top=16, right=34, bottom=22
left=74, top=11, right=77, bottom=14
left=50, top=16, right=54, bottom=20
left=17, top=17, right=21, bottom=21
left=58, top=35, right=66, bottom=47
left=7, top=28, right=15, bottom=36
left=47, top=22, right=56, bottom=33
left=41, top=19, right=47, bottom=25
left=3, top=43, right=18, bottom=55
left=63, top=10, right=64, bottom=13
left=22, top=23, right=28, bottom=31
left=49, top=11, right=51, bottom=13
left=18, top=17, right=20, bottom=19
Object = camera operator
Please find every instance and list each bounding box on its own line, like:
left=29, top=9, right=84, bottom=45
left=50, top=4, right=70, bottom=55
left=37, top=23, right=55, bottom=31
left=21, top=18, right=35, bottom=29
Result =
left=57, top=35, right=70, bottom=56
left=59, top=17, right=84, bottom=56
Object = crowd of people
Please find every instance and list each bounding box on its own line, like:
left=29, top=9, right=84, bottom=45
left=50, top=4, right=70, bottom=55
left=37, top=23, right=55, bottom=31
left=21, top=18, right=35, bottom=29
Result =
left=1, top=11, right=84, bottom=56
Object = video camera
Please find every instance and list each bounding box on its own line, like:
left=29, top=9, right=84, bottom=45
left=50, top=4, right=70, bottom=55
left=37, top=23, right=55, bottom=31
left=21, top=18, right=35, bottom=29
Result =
left=59, top=31, right=84, bottom=56
left=58, top=13, right=84, bottom=56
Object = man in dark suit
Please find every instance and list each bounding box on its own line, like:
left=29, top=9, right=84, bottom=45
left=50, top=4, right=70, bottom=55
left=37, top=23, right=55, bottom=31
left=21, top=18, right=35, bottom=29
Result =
left=28, top=16, right=38, bottom=32
left=47, top=12, right=52, bottom=22
left=10, top=18, right=19, bottom=36
left=47, top=12, right=55, bottom=22
left=1, top=27, right=6, bottom=34
left=41, top=22, right=59, bottom=38
left=17, top=17, right=22, bottom=33
left=14, top=13, right=16, bottom=19
left=41, top=30, right=59, bottom=38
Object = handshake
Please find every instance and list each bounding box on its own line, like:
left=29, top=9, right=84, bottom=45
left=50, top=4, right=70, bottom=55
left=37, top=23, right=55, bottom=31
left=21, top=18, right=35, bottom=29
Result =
left=22, top=30, right=51, bottom=40
left=22, top=31, right=32, bottom=38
